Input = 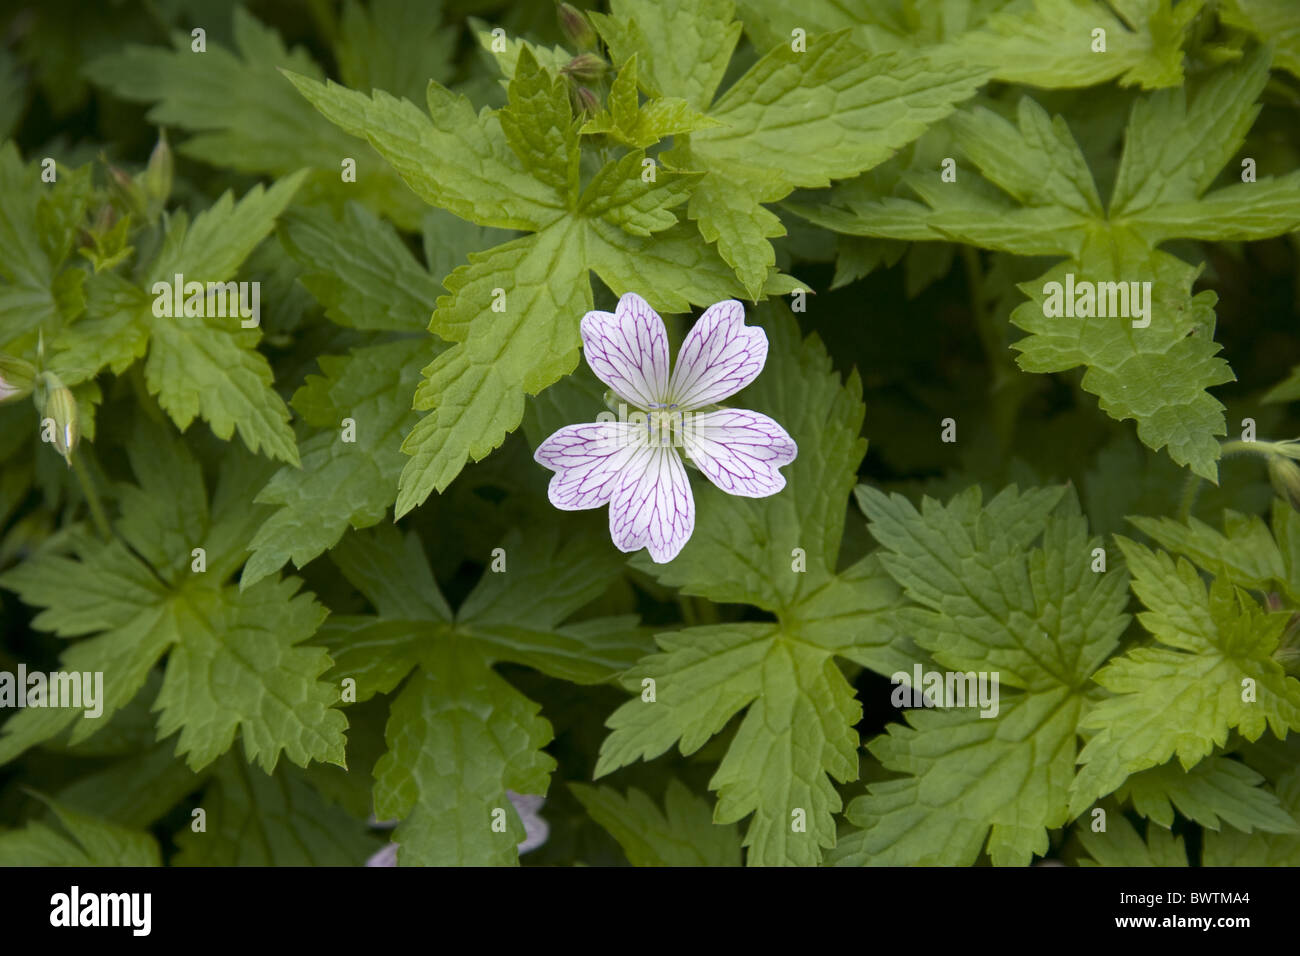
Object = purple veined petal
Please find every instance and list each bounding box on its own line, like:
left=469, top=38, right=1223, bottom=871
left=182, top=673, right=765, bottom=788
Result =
left=534, top=420, right=647, bottom=510
left=507, top=791, right=550, bottom=855
left=667, top=299, right=768, bottom=410
left=682, top=408, right=797, bottom=498
left=365, top=842, right=399, bottom=867
left=580, top=292, right=671, bottom=409
left=609, top=443, right=695, bottom=563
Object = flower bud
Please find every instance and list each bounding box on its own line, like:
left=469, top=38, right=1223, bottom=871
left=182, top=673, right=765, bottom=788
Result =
left=106, top=163, right=146, bottom=217
left=0, top=354, right=36, bottom=403
left=1269, top=455, right=1300, bottom=512
left=571, top=85, right=601, bottom=118
left=38, top=372, right=79, bottom=466
left=557, top=3, right=598, bottom=49
left=561, top=53, right=607, bottom=83
left=142, top=129, right=173, bottom=213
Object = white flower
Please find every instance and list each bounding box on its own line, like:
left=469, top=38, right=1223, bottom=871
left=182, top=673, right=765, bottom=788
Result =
left=535, top=292, right=797, bottom=563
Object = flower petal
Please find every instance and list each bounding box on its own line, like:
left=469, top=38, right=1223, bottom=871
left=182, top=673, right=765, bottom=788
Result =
left=580, top=292, right=671, bottom=409
left=508, top=790, right=550, bottom=854
left=683, top=408, right=797, bottom=498
left=609, top=444, right=695, bottom=563
left=365, top=842, right=399, bottom=867
left=667, top=299, right=768, bottom=409
left=534, top=420, right=645, bottom=510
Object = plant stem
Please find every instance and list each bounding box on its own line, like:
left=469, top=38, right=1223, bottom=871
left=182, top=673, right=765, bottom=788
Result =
left=1175, top=469, right=1202, bottom=523
left=72, top=455, right=112, bottom=541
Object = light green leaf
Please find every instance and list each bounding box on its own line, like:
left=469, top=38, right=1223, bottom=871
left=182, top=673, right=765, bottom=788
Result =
left=580, top=55, right=723, bottom=149
left=592, top=0, right=742, bottom=110
left=373, top=647, right=556, bottom=866
left=833, top=485, right=1129, bottom=865
left=974, top=0, right=1200, bottom=90
left=1070, top=539, right=1300, bottom=813
left=397, top=221, right=591, bottom=513
left=283, top=69, right=565, bottom=231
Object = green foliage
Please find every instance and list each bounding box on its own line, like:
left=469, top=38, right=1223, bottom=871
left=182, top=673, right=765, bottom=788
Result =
left=2, top=0, right=1299, bottom=869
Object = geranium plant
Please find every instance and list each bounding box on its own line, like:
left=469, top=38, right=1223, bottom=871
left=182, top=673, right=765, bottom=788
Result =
left=1, top=0, right=1299, bottom=869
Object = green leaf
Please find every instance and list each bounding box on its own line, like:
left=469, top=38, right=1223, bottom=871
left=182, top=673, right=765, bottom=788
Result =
left=1010, top=235, right=1232, bottom=482
left=0, top=422, right=346, bottom=771
left=1077, top=807, right=1189, bottom=866
left=598, top=308, right=912, bottom=865
left=686, top=34, right=987, bottom=196
left=243, top=340, right=426, bottom=587
left=1108, top=48, right=1275, bottom=239
left=277, top=203, right=444, bottom=332
left=0, top=798, right=160, bottom=866
left=282, top=68, right=565, bottom=232
left=973, top=0, right=1201, bottom=90
left=580, top=56, right=723, bottom=150
left=498, top=47, right=581, bottom=205
left=1220, top=0, right=1300, bottom=79
left=1070, top=538, right=1300, bottom=814
left=0, top=144, right=91, bottom=348
left=831, top=485, right=1129, bottom=865
left=173, top=754, right=380, bottom=865
left=570, top=778, right=743, bottom=866
left=792, top=53, right=1299, bottom=481
left=1127, top=509, right=1285, bottom=594
left=577, top=150, right=701, bottom=237
left=84, top=7, right=425, bottom=229
left=397, top=221, right=591, bottom=513
left=1203, top=769, right=1300, bottom=864
left=591, top=0, right=742, bottom=110
left=334, top=0, right=456, bottom=102
left=374, top=649, right=556, bottom=866
left=672, top=31, right=985, bottom=295
left=55, top=173, right=307, bottom=465
left=1116, top=755, right=1299, bottom=833
left=319, top=522, right=650, bottom=865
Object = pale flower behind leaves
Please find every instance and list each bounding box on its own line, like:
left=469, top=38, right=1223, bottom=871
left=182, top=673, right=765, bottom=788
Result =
left=535, top=293, right=797, bottom=563
left=365, top=791, right=548, bottom=866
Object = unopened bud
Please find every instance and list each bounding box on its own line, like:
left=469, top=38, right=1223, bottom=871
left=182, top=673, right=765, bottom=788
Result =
left=93, top=202, right=117, bottom=233
left=557, top=3, right=598, bottom=49
left=571, top=86, right=600, bottom=118
left=38, top=372, right=79, bottom=466
left=142, top=129, right=173, bottom=212
left=106, top=163, right=146, bottom=217
left=1270, top=455, right=1300, bottom=512
left=0, top=354, right=36, bottom=403
left=561, top=53, right=607, bottom=83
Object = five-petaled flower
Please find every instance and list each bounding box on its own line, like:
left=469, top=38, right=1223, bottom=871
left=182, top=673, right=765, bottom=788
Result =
left=535, top=292, right=797, bottom=563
